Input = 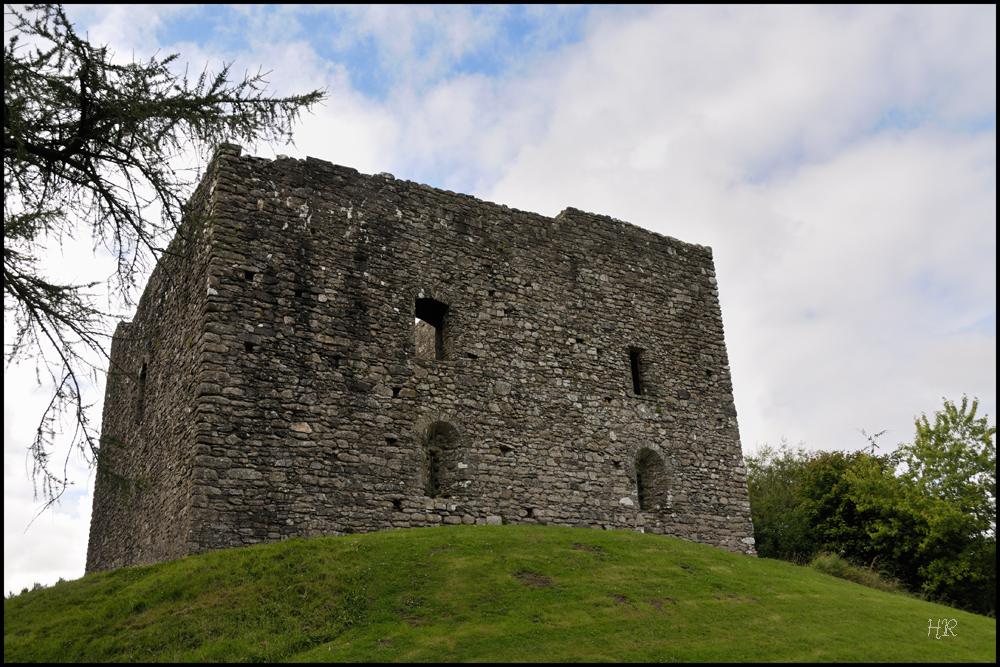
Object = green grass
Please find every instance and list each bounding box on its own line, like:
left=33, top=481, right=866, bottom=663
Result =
left=4, top=525, right=995, bottom=662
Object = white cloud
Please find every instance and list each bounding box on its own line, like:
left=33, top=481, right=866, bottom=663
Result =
left=63, top=4, right=169, bottom=51
left=3, top=486, right=93, bottom=596
left=477, top=5, right=995, bottom=453
left=4, top=371, right=95, bottom=595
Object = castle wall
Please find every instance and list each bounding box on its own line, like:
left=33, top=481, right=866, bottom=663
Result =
left=186, top=146, right=754, bottom=556
left=89, top=144, right=755, bottom=572
left=85, top=160, right=222, bottom=572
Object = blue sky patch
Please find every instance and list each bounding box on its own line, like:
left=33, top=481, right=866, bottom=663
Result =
left=155, top=5, right=597, bottom=102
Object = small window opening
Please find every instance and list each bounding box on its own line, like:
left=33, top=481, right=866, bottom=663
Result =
left=244, top=341, right=255, bottom=353
left=425, top=448, right=443, bottom=497
left=415, top=298, right=448, bottom=360
left=294, top=288, right=305, bottom=299
left=421, top=421, right=458, bottom=498
left=135, top=362, right=147, bottom=424
left=392, top=499, right=403, bottom=511
left=392, top=387, right=401, bottom=398
left=524, top=507, right=535, bottom=518
left=629, top=347, right=644, bottom=395
left=636, top=448, right=669, bottom=511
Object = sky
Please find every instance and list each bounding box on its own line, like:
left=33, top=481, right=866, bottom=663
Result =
left=4, top=4, right=996, bottom=595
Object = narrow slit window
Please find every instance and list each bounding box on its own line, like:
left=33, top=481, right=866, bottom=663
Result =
left=135, top=362, right=147, bottom=424
left=629, top=347, right=644, bottom=395
left=414, top=298, right=448, bottom=360
left=421, top=421, right=458, bottom=498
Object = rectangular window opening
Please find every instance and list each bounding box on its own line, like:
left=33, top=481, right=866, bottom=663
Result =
left=415, top=298, right=448, bottom=360
left=629, top=347, right=644, bottom=396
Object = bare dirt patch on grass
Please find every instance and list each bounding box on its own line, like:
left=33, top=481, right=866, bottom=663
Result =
left=514, top=571, right=554, bottom=587
left=571, top=543, right=606, bottom=555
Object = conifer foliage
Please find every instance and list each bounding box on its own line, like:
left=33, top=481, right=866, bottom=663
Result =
left=3, top=4, right=325, bottom=505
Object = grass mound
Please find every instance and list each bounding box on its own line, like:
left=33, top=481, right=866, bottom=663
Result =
left=4, top=525, right=995, bottom=662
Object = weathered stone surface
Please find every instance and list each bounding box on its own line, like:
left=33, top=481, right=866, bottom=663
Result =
left=86, top=144, right=756, bottom=574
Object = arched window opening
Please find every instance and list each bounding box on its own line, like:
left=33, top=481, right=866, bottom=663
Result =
left=415, top=297, right=449, bottom=360
left=421, top=421, right=459, bottom=498
left=635, top=448, right=669, bottom=511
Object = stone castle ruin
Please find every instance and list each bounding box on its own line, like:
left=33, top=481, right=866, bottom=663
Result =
left=86, top=144, right=756, bottom=573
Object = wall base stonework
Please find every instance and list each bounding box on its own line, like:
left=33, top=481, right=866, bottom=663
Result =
left=86, top=144, right=755, bottom=573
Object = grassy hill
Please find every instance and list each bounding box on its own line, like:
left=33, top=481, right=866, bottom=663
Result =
left=4, top=525, right=995, bottom=662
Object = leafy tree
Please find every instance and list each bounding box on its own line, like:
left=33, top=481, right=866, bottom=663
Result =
left=895, top=396, right=995, bottom=615
left=834, top=446, right=927, bottom=590
left=843, top=400, right=996, bottom=616
left=4, top=4, right=326, bottom=506
left=900, top=395, right=995, bottom=531
left=744, top=440, right=817, bottom=562
left=747, top=399, right=995, bottom=616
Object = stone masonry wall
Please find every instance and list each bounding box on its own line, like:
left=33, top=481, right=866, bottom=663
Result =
left=86, top=162, right=221, bottom=572
left=87, top=144, right=755, bottom=572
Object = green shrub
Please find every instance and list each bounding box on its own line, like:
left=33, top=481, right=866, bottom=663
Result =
left=809, top=552, right=907, bottom=595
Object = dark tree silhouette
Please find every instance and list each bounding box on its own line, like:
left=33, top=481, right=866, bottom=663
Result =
left=4, top=3, right=326, bottom=506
